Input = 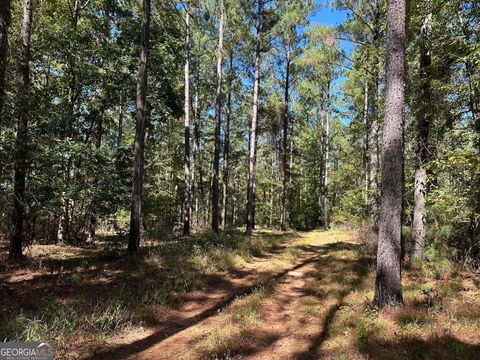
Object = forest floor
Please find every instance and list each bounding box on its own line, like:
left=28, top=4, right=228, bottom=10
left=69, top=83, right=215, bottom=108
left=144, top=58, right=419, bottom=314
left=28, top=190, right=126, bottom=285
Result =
left=1, top=228, right=480, bottom=359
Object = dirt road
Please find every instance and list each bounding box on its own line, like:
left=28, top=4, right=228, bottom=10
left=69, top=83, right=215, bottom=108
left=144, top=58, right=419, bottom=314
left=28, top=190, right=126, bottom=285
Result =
left=94, top=230, right=367, bottom=359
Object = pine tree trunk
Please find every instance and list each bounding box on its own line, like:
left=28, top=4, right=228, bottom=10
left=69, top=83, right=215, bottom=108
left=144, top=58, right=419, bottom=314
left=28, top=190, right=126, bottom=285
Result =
left=233, top=171, right=238, bottom=226
left=183, top=1, right=191, bottom=236
left=88, top=112, right=103, bottom=243
left=221, top=51, right=233, bottom=229
left=373, top=0, right=406, bottom=308
left=117, top=93, right=124, bottom=148
left=369, top=74, right=379, bottom=228
left=269, top=136, right=275, bottom=227
left=369, top=0, right=381, bottom=229
left=412, top=9, right=432, bottom=260
left=0, top=0, right=11, bottom=121
left=323, top=98, right=330, bottom=229
left=192, top=90, right=199, bottom=228
left=128, top=0, right=150, bottom=252
left=58, top=1, right=82, bottom=243
left=212, top=0, right=225, bottom=233
left=246, top=2, right=262, bottom=235
left=280, top=49, right=290, bottom=231
left=253, top=145, right=257, bottom=229
left=10, top=0, right=33, bottom=258
left=363, top=80, right=369, bottom=202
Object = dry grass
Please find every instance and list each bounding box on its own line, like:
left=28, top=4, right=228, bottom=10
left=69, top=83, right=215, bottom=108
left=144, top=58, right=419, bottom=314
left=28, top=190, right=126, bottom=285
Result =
left=298, top=228, right=480, bottom=360
left=0, top=229, right=296, bottom=359
left=2, top=226, right=479, bottom=359
left=178, top=227, right=480, bottom=359
left=195, top=281, right=273, bottom=359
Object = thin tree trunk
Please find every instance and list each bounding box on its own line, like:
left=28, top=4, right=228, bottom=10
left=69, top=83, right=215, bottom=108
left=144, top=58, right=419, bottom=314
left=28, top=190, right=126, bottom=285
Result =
left=58, top=0, right=83, bottom=243
left=317, top=109, right=323, bottom=225
left=280, top=49, right=290, bottom=231
left=212, top=0, right=225, bottom=233
left=269, top=136, right=275, bottom=227
left=117, top=93, right=124, bottom=148
left=88, top=111, right=103, bottom=242
left=10, top=0, right=33, bottom=258
left=183, top=1, right=191, bottom=236
left=0, top=0, right=11, bottom=123
left=128, top=0, right=150, bottom=252
left=363, top=79, right=369, bottom=202
left=412, top=8, right=432, bottom=260
left=280, top=48, right=290, bottom=231
left=374, top=0, right=406, bottom=308
left=246, top=0, right=262, bottom=236
left=253, top=144, right=257, bottom=229
left=323, top=95, right=330, bottom=229
left=221, top=51, right=233, bottom=229
left=233, top=170, right=238, bottom=226
left=192, top=90, right=199, bottom=228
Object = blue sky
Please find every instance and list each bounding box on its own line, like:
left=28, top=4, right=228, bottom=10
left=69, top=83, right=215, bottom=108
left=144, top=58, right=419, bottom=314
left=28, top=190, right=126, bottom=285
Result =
left=310, top=1, right=348, bottom=27
left=309, top=1, right=353, bottom=56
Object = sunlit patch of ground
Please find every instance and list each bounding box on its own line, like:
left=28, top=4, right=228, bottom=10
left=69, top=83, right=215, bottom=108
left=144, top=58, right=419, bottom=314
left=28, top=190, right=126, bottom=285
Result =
left=295, top=229, right=480, bottom=360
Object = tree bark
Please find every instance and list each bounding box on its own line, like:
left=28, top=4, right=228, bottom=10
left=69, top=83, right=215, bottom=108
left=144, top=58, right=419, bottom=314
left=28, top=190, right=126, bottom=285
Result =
left=280, top=47, right=290, bottom=231
left=57, top=0, right=84, bottom=243
left=221, top=51, right=233, bottom=229
left=369, top=0, right=382, bottom=229
left=269, top=136, right=275, bottom=227
left=363, top=79, right=369, bottom=202
left=373, top=0, right=406, bottom=308
left=192, top=88, right=200, bottom=228
left=412, top=8, right=432, bottom=260
left=128, top=0, right=150, bottom=252
left=0, top=0, right=11, bottom=121
left=369, top=68, right=379, bottom=228
left=117, top=93, right=124, bottom=148
left=323, top=91, right=330, bottom=229
left=246, top=2, right=262, bottom=235
left=10, top=0, right=33, bottom=258
left=87, top=110, right=104, bottom=242
left=212, top=0, right=225, bottom=234
left=183, top=1, right=191, bottom=236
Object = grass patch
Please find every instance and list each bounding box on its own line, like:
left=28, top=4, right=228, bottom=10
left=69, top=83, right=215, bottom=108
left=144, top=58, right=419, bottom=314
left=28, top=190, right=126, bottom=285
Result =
left=198, top=280, right=274, bottom=358
left=0, top=229, right=296, bottom=358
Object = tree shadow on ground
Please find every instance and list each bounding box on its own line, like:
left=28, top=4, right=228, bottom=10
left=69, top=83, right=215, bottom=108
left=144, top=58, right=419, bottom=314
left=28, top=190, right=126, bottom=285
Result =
left=121, top=243, right=370, bottom=359
left=294, top=243, right=372, bottom=360
left=91, top=247, right=323, bottom=359
left=0, top=231, right=293, bottom=341
left=358, top=334, right=480, bottom=360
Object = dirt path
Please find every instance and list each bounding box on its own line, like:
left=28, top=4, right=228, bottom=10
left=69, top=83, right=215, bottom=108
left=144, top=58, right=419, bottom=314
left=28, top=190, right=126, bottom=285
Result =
left=93, top=230, right=364, bottom=360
